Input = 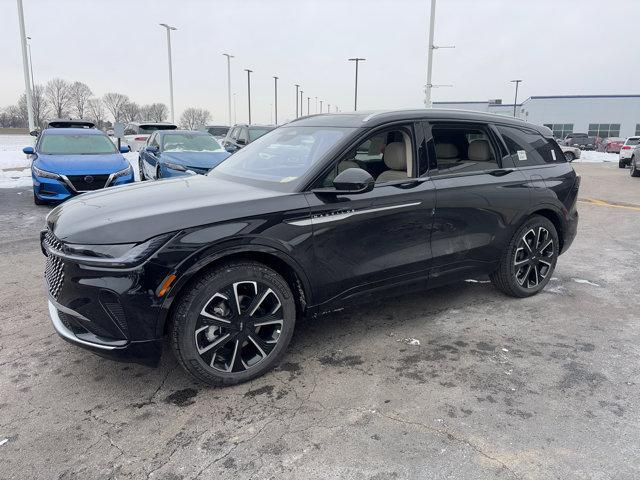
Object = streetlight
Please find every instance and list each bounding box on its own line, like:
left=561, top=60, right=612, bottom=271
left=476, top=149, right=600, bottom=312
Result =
left=223, top=53, right=234, bottom=125
left=424, top=0, right=455, bottom=107
left=245, top=69, right=253, bottom=124
left=273, top=76, right=279, bottom=124
left=348, top=58, right=365, bottom=110
left=320, top=100, right=323, bottom=113
left=327, top=103, right=331, bottom=114
left=300, top=90, right=304, bottom=117
left=294, top=84, right=300, bottom=118
left=26, top=36, right=35, bottom=94
left=510, top=79, right=523, bottom=117
left=233, top=93, right=237, bottom=124
left=16, top=0, right=34, bottom=131
left=159, top=23, right=177, bottom=123
left=307, top=96, right=310, bottom=115
left=315, top=96, right=318, bottom=113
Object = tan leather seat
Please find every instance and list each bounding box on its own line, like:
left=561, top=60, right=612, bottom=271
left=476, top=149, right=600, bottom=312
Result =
left=337, top=160, right=359, bottom=173
left=467, top=139, right=492, bottom=161
left=376, top=142, right=408, bottom=182
left=436, top=143, right=459, bottom=161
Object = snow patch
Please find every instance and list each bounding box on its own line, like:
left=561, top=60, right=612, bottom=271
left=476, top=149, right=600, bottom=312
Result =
left=0, top=168, right=31, bottom=188
left=0, top=438, right=8, bottom=447
left=572, top=278, right=600, bottom=287
left=573, top=151, right=617, bottom=163
left=464, top=278, right=490, bottom=284
left=398, top=337, right=421, bottom=346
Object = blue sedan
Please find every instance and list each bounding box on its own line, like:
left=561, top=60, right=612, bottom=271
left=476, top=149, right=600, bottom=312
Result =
left=138, top=130, right=230, bottom=180
left=25, top=128, right=133, bottom=205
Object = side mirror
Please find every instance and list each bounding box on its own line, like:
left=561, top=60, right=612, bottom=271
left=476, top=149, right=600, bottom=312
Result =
left=29, top=130, right=39, bottom=137
left=145, top=145, right=159, bottom=154
left=23, top=146, right=35, bottom=155
left=225, top=144, right=238, bottom=153
left=120, top=145, right=130, bottom=153
left=314, top=168, right=375, bottom=195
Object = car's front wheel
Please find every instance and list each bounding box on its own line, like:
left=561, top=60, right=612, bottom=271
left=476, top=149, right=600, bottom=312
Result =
left=170, top=261, right=296, bottom=386
left=619, top=159, right=627, bottom=168
left=33, top=190, right=46, bottom=205
left=490, top=215, right=559, bottom=298
left=630, top=158, right=640, bottom=177
left=564, top=151, right=575, bottom=162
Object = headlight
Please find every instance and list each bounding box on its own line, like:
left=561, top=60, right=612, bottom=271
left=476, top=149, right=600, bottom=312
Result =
left=164, top=161, right=187, bottom=172
left=33, top=165, right=60, bottom=179
left=112, top=165, right=132, bottom=179
left=50, top=233, right=174, bottom=267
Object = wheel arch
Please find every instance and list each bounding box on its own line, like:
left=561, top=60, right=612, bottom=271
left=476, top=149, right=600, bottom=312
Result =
left=527, top=207, right=565, bottom=253
left=158, top=246, right=312, bottom=337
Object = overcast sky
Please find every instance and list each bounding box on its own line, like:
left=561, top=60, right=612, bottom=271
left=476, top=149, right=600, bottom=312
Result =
left=1, top=0, right=639, bottom=125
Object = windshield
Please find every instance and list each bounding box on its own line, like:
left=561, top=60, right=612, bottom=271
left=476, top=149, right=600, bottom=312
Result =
left=209, top=126, right=353, bottom=190
left=625, top=138, right=640, bottom=146
left=249, top=128, right=274, bottom=142
left=40, top=134, right=117, bottom=155
left=162, top=133, right=222, bottom=152
left=139, top=125, right=176, bottom=134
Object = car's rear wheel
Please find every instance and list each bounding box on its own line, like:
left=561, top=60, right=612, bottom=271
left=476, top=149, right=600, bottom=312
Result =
left=170, top=261, right=296, bottom=386
left=619, top=159, right=627, bottom=168
left=138, top=157, right=146, bottom=181
left=490, top=215, right=559, bottom=298
left=630, top=158, right=640, bottom=177
left=564, top=151, right=575, bottom=162
left=156, top=165, right=162, bottom=180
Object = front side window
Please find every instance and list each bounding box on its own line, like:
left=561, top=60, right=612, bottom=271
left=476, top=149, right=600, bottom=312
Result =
left=249, top=128, right=273, bottom=142
left=162, top=133, right=223, bottom=152
left=40, top=134, right=118, bottom=155
left=209, top=126, right=353, bottom=191
left=320, top=126, right=415, bottom=186
left=429, top=124, right=498, bottom=175
left=497, top=125, right=562, bottom=166
left=238, top=128, right=249, bottom=143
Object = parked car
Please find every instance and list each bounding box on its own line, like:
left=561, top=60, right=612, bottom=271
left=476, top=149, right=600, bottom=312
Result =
left=599, top=137, right=625, bottom=153
left=559, top=145, right=581, bottom=162
left=618, top=136, right=640, bottom=168
left=205, top=125, right=230, bottom=142
left=221, top=124, right=276, bottom=153
left=630, top=148, right=640, bottom=177
left=42, top=109, right=579, bottom=386
left=123, top=122, right=177, bottom=152
left=139, top=130, right=230, bottom=180
left=25, top=127, right=133, bottom=205
left=563, top=133, right=596, bottom=150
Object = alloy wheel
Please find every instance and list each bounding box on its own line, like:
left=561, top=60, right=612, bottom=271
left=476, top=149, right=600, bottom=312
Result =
left=513, top=227, right=554, bottom=288
left=194, top=281, right=284, bottom=373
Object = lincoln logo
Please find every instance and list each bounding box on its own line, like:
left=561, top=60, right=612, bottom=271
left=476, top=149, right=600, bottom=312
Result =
left=83, top=175, right=94, bottom=184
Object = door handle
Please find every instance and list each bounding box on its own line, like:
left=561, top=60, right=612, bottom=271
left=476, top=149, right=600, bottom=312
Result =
left=488, top=168, right=515, bottom=177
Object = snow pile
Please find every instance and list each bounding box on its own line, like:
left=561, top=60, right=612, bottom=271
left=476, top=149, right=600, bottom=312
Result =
left=0, top=135, right=33, bottom=170
left=0, top=168, right=32, bottom=188
left=574, top=150, right=617, bottom=163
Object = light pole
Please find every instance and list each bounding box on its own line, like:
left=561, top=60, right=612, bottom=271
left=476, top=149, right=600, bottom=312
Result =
left=300, top=90, right=304, bottom=117
left=348, top=58, right=365, bottom=110
left=294, top=84, right=300, bottom=118
left=223, top=53, right=234, bottom=125
left=424, top=0, right=455, bottom=107
left=307, top=96, right=310, bottom=115
left=159, top=23, right=177, bottom=123
left=245, top=69, right=253, bottom=124
left=17, top=0, right=34, bottom=131
left=233, top=93, right=237, bottom=124
left=273, top=76, right=278, bottom=124
left=510, top=79, right=522, bottom=117
left=320, top=100, right=323, bottom=113
left=315, top=96, right=318, bottom=113
left=26, top=36, right=35, bottom=94
left=327, top=103, right=330, bottom=114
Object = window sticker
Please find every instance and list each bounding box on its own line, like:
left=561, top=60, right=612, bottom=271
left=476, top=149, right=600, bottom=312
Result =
left=551, top=149, right=557, bottom=161
left=517, top=150, right=527, bottom=161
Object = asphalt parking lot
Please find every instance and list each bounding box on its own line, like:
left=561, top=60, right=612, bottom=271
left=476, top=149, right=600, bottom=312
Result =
left=1, top=162, right=639, bottom=480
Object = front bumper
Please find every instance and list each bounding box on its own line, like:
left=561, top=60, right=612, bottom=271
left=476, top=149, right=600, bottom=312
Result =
left=33, top=171, right=135, bottom=203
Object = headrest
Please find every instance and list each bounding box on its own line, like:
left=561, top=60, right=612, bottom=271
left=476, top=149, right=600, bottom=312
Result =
left=468, top=140, right=491, bottom=161
left=383, top=142, right=406, bottom=171
left=435, top=143, right=458, bottom=159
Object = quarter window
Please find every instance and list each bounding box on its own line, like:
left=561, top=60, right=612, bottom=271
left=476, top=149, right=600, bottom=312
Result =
left=588, top=123, right=620, bottom=138
left=543, top=123, right=573, bottom=141
left=497, top=125, right=562, bottom=166
left=429, top=124, right=499, bottom=175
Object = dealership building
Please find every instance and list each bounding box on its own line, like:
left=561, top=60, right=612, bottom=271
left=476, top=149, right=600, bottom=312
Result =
left=433, top=95, right=640, bottom=140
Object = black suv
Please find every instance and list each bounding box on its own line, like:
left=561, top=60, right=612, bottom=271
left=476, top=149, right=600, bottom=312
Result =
left=42, top=110, right=579, bottom=386
left=222, top=124, right=275, bottom=153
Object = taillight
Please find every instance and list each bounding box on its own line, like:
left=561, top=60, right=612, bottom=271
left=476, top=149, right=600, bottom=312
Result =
left=134, top=136, right=147, bottom=141
left=622, top=146, right=631, bottom=150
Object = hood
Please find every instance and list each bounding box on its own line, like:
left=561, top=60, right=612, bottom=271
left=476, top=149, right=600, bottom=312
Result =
left=161, top=151, right=230, bottom=169
left=47, top=175, right=288, bottom=244
left=35, top=153, right=129, bottom=175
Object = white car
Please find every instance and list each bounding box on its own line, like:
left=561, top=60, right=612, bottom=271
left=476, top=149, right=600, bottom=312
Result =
left=123, top=122, right=177, bottom=152
left=559, top=145, right=581, bottom=162
left=619, top=136, right=640, bottom=168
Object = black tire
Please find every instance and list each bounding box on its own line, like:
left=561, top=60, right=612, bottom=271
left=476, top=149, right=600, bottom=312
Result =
left=564, top=151, right=575, bottom=162
left=619, top=159, right=627, bottom=168
left=630, top=159, right=640, bottom=177
left=170, top=261, right=297, bottom=386
left=490, top=215, right=559, bottom=298
left=138, top=157, right=146, bottom=181
left=156, top=165, right=162, bottom=180
left=33, top=191, right=46, bottom=205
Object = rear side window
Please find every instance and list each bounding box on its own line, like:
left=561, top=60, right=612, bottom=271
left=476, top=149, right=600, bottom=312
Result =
left=625, top=138, right=640, bottom=146
left=497, top=125, right=564, bottom=166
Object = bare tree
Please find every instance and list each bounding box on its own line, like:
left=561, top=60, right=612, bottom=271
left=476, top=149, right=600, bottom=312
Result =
left=45, top=78, right=72, bottom=118
left=148, top=103, right=168, bottom=122
left=121, top=102, right=141, bottom=123
left=69, top=81, right=93, bottom=118
left=102, top=92, right=129, bottom=123
left=180, top=107, right=211, bottom=130
left=19, top=84, right=49, bottom=128
left=86, top=98, right=106, bottom=128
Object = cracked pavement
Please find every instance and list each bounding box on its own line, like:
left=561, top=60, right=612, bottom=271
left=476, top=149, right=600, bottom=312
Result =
left=1, top=162, right=639, bottom=479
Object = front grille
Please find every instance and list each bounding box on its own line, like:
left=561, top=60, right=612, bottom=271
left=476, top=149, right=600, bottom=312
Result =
left=44, top=230, right=63, bottom=252
left=66, top=174, right=110, bottom=192
left=45, top=253, right=64, bottom=299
